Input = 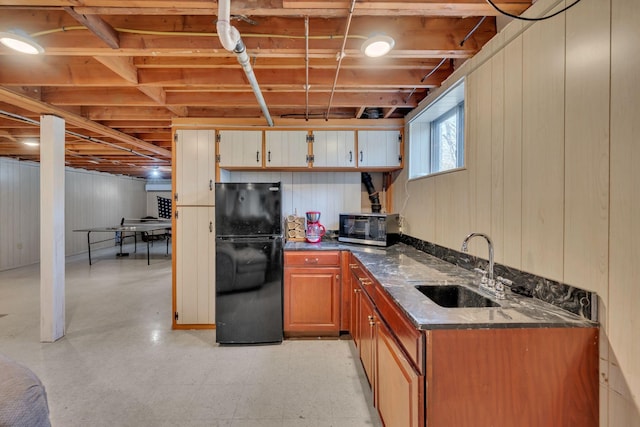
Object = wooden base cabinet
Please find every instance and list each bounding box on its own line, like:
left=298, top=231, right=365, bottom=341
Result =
left=426, top=327, right=599, bottom=427
left=357, top=290, right=376, bottom=386
left=376, top=319, right=424, bottom=427
left=348, top=254, right=597, bottom=427
left=349, top=255, right=425, bottom=426
left=284, top=251, right=341, bottom=336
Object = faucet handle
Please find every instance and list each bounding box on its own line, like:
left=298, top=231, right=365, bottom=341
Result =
left=494, top=281, right=506, bottom=299
left=473, top=268, right=488, bottom=284
left=496, top=276, right=513, bottom=287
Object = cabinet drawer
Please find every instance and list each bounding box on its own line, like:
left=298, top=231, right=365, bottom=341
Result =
left=285, top=251, right=340, bottom=266
left=349, top=261, right=376, bottom=300
left=374, top=282, right=425, bottom=374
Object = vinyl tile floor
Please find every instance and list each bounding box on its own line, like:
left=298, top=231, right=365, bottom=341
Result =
left=0, top=243, right=382, bottom=427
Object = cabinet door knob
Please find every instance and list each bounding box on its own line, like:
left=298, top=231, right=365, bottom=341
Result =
left=349, top=151, right=353, bottom=163
left=256, top=151, right=260, bottom=162
left=354, top=288, right=361, bottom=294
left=336, top=274, right=340, bottom=280
left=359, top=150, right=363, bottom=162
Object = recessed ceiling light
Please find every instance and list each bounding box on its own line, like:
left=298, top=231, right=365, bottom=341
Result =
left=361, top=34, right=395, bottom=58
left=0, top=29, right=44, bottom=55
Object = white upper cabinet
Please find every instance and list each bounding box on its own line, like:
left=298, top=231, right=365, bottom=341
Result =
left=311, top=130, right=356, bottom=168
left=265, top=130, right=309, bottom=168
left=357, top=130, right=402, bottom=168
left=217, top=130, right=263, bottom=169
left=174, top=129, right=215, bottom=206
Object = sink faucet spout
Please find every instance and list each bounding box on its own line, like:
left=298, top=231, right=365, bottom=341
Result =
left=461, top=232, right=494, bottom=283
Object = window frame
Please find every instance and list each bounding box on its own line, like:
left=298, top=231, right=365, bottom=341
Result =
left=407, top=78, right=466, bottom=180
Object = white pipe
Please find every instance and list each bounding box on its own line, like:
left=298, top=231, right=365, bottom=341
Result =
left=216, top=0, right=274, bottom=126
left=234, top=41, right=274, bottom=127
left=216, top=0, right=239, bottom=52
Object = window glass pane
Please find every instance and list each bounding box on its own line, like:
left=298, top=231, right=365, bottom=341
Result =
left=435, top=109, right=459, bottom=172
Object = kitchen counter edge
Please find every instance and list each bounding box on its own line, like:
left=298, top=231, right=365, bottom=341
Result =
left=284, top=241, right=597, bottom=330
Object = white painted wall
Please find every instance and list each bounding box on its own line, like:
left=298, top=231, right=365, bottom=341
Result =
left=397, top=0, right=638, bottom=425
left=0, top=159, right=40, bottom=270
left=0, top=157, right=147, bottom=271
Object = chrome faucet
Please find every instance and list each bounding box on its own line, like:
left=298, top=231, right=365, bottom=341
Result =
left=461, top=232, right=504, bottom=298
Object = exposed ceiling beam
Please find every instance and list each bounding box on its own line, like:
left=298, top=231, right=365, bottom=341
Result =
left=0, top=14, right=495, bottom=57
left=3, top=65, right=449, bottom=88
left=70, top=57, right=187, bottom=116
left=0, top=86, right=171, bottom=158
left=137, top=86, right=188, bottom=116
left=0, top=130, right=18, bottom=142
left=93, top=56, right=138, bottom=83
left=63, top=6, right=121, bottom=49
left=39, top=87, right=419, bottom=108
left=50, top=0, right=531, bottom=17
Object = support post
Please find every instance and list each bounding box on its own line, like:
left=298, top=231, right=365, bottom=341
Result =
left=40, top=115, right=65, bottom=342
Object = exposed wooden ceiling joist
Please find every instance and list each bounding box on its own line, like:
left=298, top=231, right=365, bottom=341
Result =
left=0, top=0, right=530, bottom=177
left=0, top=86, right=171, bottom=157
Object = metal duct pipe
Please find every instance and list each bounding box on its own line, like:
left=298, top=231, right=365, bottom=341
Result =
left=217, top=0, right=274, bottom=126
left=362, top=172, right=382, bottom=213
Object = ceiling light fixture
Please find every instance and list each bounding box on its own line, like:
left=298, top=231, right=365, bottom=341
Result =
left=22, top=140, right=40, bottom=147
left=361, top=34, right=395, bottom=58
left=0, top=29, right=44, bottom=55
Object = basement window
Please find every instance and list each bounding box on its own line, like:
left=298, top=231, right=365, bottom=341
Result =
left=408, top=79, right=465, bottom=179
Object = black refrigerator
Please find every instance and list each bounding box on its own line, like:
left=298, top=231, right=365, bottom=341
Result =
left=215, top=182, right=283, bottom=344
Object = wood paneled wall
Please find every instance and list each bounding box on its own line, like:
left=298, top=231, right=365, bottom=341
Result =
left=398, top=0, right=638, bottom=425
left=0, top=157, right=147, bottom=271
left=609, top=0, right=640, bottom=426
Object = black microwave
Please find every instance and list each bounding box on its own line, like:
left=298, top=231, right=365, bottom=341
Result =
left=338, top=213, right=400, bottom=247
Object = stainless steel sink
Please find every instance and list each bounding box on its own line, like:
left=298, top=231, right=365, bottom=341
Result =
left=416, top=284, right=500, bottom=308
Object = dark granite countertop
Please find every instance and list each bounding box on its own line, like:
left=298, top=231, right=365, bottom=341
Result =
left=284, top=241, right=343, bottom=251
left=284, top=241, right=597, bottom=330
